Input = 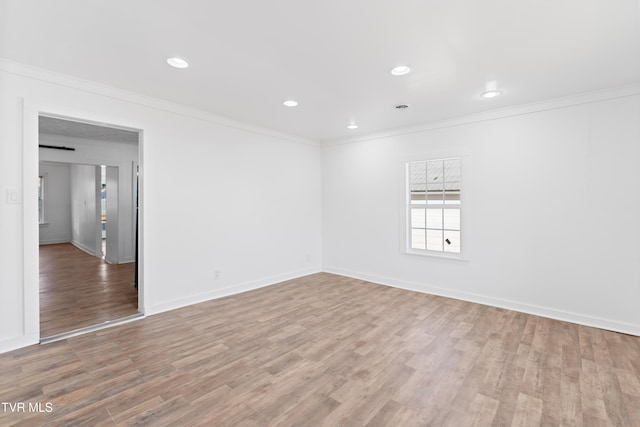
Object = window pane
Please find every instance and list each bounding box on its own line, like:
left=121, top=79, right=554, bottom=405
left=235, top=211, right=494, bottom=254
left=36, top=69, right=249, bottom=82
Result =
left=409, top=162, right=426, bottom=191
left=427, top=183, right=443, bottom=204
left=443, top=209, right=460, bottom=230
left=409, top=162, right=426, bottom=203
left=426, top=209, right=442, bottom=229
left=426, top=229, right=443, bottom=251
left=426, top=160, right=443, bottom=183
left=444, top=230, right=460, bottom=253
left=411, top=229, right=426, bottom=250
left=444, top=181, right=460, bottom=191
left=444, top=158, right=460, bottom=183
left=407, top=157, right=462, bottom=254
left=411, top=208, right=425, bottom=228
left=444, top=190, right=460, bottom=204
left=411, top=192, right=426, bottom=203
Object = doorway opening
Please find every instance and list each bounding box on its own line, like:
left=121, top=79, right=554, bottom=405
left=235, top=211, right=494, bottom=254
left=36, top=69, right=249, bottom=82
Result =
left=37, top=115, right=143, bottom=340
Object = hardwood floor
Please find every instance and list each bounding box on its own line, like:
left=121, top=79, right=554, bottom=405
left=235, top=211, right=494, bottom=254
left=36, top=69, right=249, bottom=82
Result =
left=3, top=273, right=639, bottom=426
left=39, top=243, right=139, bottom=338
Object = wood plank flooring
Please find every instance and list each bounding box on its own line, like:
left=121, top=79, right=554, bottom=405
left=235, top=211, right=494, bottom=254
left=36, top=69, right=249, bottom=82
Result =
left=3, top=272, right=639, bottom=426
left=39, top=243, right=138, bottom=338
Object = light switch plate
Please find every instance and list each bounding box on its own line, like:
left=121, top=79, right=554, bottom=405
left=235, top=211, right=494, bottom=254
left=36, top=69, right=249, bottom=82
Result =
left=6, top=188, right=21, bottom=204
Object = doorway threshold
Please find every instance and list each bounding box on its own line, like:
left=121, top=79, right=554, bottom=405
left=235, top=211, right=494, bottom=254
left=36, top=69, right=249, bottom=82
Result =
left=40, top=313, right=145, bottom=344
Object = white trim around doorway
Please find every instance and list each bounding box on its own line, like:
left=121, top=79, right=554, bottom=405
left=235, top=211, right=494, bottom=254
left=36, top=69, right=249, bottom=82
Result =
left=22, top=99, right=146, bottom=345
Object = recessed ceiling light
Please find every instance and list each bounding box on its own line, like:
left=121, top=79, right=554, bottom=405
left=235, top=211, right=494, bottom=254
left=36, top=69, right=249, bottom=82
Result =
left=167, top=57, right=189, bottom=69
left=346, top=123, right=358, bottom=130
left=283, top=100, right=298, bottom=107
left=480, top=90, right=502, bottom=99
left=390, top=65, right=411, bottom=76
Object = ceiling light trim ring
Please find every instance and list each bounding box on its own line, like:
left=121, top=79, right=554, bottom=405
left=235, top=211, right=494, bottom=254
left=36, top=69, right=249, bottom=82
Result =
left=391, top=65, right=411, bottom=76
left=480, top=90, right=502, bottom=99
left=167, top=57, right=189, bottom=69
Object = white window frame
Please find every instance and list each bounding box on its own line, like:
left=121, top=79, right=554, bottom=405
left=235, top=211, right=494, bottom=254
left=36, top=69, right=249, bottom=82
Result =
left=401, top=155, right=469, bottom=261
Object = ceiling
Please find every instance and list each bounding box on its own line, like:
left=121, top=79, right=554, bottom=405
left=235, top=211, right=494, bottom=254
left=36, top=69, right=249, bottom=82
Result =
left=2, top=0, right=639, bottom=142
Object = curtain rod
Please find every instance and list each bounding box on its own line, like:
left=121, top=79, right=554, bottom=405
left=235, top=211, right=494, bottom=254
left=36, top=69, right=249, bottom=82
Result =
left=39, top=144, right=76, bottom=151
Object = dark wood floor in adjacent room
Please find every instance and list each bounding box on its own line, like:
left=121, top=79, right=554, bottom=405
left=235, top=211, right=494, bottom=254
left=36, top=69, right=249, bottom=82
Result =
left=3, top=273, right=640, bottom=425
left=39, top=243, right=139, bottom=338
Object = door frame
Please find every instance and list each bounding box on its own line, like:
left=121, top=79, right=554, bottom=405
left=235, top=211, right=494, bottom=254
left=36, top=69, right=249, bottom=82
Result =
left=22, top=100, right=146, bottom=343
left=103, top=165, right=119, bottom=264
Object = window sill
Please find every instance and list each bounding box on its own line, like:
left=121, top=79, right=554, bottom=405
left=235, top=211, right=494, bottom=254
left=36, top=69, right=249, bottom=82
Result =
left=403, top=249, right=469, bottom=262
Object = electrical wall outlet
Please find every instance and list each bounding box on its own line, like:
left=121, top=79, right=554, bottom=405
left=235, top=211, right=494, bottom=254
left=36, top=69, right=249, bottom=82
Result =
left=213, top=270, right=221, bottom=280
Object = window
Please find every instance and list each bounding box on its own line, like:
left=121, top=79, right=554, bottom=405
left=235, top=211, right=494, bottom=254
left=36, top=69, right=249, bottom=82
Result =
left=407, top=157, right=461, bottom=254
left=38, top=175, right=45, bottom=224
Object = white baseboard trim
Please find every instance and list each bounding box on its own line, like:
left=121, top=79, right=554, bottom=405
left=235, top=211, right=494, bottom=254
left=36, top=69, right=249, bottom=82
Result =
left=103, top=258, right=135, bottom=265
left=323, top=267, right=640, bottom=337
left=0, top=334, right=39, bottom=354
left=70, top=240, right=98, bottom=257
left=146, top=266, right=323, bottom=316
left=39, top=239, right=71, bottom=245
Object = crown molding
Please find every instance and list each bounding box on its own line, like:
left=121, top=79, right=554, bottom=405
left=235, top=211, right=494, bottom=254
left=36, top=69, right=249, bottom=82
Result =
left=0, top=59, right=319, bottom=147
left=324, top=83, right=640, bottom=146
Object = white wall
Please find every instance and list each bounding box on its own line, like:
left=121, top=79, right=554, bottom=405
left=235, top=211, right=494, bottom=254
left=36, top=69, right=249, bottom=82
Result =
left=322, top=94, right=640, bottom=335
left=69, top=164, right=101, bottom=256
left=39, top=134, right=139, bottom=263
left=2, top=58, right=637, bottom=354
left=0, top=61, right=322, bottom=353
left=38, top=162, right=71, bottom=244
